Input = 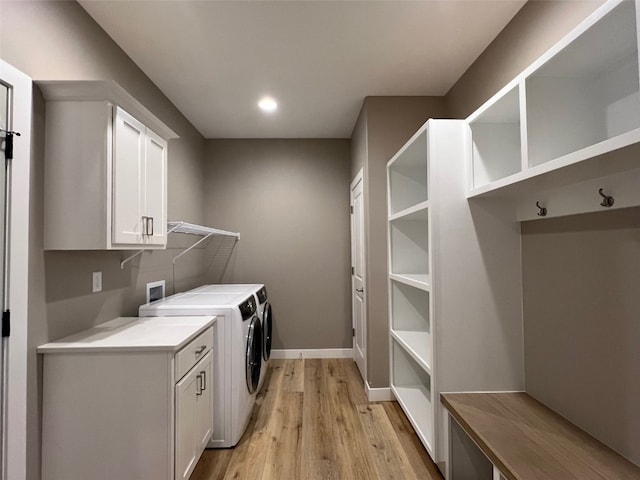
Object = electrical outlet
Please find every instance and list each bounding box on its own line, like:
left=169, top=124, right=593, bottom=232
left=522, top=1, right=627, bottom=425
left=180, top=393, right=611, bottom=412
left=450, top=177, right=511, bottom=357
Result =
left=92, top=271, right=102, bottom=293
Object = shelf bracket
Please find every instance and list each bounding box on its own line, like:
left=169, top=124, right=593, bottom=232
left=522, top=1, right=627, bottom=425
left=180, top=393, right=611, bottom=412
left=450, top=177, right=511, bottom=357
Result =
left=172, top=232, right=215, bottom=264
left=120, top=249, right=145, bottom=269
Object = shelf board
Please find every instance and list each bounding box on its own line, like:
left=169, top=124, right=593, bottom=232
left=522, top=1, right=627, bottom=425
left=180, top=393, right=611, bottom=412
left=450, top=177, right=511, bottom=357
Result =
left=468, top=128, right=640, bottom=198
left=391, top=330, right=432, bottom=375
left=389, top=201, right=429, bottom=222
left=389, top=273, right=430, bottom=291
left=391, top=384, right=434, bottom=456
left=168, top=221, right=240, bottom=239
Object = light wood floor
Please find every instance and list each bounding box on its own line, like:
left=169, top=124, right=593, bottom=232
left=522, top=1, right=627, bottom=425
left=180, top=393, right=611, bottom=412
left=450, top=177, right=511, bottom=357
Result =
left=191, top=358, right=443, bottom=480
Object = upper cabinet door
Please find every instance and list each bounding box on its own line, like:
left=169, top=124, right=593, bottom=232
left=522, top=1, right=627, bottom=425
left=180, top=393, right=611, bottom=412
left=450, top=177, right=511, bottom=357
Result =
left=143, top=129, right=167, bottom=246
left=112, top=107, right=145, bottom=245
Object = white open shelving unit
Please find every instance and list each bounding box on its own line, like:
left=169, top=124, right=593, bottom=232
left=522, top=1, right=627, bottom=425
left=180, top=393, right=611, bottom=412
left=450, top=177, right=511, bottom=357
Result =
left=387, top=124, right=434, bottom=457
left=468, top=0, right=640, bottom=216
left=387, top=120, right=525, bottom=474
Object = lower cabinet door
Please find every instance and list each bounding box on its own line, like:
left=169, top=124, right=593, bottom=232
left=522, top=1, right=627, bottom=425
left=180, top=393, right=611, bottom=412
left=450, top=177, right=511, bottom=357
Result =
left=175, top=350, right=214, bottom=480
left=175, top=364, right=199, bottom=480
left=195, top=352, right=214, bottom=451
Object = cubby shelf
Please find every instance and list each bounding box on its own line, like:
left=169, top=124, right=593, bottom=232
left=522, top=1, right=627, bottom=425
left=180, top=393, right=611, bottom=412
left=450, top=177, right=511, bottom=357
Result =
left=391, top=330, right=432, bottom=375
left=391, top=385, right=433, bottom=451
left=388, top=200, right=429, bottom=222
left=468, top=0, right=640, bottom=204
left=389, top=273, right=430, bottom=291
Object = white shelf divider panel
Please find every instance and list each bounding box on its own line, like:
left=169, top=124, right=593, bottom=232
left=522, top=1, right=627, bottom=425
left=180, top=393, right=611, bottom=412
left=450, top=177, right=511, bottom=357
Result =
left=391, top=338, right=433, bottom=456
left=388, top=129, right=429, bottom=216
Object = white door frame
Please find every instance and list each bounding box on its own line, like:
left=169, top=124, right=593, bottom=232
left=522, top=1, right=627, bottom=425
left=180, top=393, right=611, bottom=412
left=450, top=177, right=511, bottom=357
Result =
left=350, top=168, right=366, bottom=382
left=0, top=59, right=32, bottom=480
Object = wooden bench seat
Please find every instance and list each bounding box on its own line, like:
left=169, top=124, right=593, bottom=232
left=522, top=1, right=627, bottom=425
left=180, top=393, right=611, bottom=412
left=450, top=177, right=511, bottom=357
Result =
left=441, top=392, right=640, bottom=480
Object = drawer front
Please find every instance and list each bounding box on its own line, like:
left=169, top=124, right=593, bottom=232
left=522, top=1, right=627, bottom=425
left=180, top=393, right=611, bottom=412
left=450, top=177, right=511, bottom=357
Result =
left=176, top=327, right=214, bottom=381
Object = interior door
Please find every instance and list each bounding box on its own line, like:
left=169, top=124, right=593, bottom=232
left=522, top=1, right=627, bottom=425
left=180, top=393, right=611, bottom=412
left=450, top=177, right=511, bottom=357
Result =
left=350, top=169, right=366, bottom=381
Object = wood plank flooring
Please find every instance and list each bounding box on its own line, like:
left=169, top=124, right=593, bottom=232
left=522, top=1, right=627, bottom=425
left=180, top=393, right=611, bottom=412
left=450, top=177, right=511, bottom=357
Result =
left=191, top=358, right=443, bottom=480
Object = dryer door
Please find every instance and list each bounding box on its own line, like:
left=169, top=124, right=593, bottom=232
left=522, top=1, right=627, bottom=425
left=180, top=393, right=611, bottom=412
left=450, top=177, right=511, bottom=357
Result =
left=245, top=316, right=263, bottom=394
left=262, top=302, right=272, bottom=361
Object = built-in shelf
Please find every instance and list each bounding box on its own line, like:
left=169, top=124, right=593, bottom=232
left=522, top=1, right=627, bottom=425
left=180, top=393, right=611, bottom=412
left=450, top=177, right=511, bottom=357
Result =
left=469, top=82, right=522, bottom=191
left=390, top=330, right=432, bottom=375
left=391, top=337, right=433, bottom=455
left=467, top=0, right=640, bottom=206
left=389, top=211, right=429, bottom=277
left=388, top=200, right=429, bottom=223
left=389, top=273, right=430, bottom=291
left=388, top=129, right=429, bottom=216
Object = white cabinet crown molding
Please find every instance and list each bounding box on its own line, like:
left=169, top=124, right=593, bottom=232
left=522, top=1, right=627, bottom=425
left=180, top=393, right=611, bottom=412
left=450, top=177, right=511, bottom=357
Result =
left=37, top=80, right=178, bottom=141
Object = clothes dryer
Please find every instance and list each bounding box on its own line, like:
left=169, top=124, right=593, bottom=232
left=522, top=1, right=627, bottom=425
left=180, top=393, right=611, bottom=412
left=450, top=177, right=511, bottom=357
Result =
left=188, top=284, right=272, bottom=391
left=139, top=291, right=261, bottom=448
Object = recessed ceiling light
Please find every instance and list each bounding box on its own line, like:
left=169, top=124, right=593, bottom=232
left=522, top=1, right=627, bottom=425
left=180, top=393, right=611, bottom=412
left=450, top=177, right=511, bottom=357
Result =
left=258, top=96, right=278, bottom=113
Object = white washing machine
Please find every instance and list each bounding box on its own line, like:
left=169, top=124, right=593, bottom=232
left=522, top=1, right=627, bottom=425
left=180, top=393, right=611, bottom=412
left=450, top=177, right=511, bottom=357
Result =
left=189, top=284, right=272, bottom=392
left=139, top=291, right=262, bottom=448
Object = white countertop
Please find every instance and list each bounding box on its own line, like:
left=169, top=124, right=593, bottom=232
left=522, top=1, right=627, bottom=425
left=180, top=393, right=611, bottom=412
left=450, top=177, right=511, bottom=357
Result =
left=37, top=316, right=216, bottom=353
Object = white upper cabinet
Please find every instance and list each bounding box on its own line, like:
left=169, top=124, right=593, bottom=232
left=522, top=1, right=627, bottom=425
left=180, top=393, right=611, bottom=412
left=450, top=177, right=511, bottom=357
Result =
left=40, top=81, right=176, bottom=250
left=468, top=0, right=640, bottom=203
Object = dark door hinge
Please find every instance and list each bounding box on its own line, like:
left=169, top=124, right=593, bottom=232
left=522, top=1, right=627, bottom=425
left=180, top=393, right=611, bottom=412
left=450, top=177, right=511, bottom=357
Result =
left=352, top=327, right=355, bottom=337
left=0, top=129, right=21, bottom=161
left=351, top=266, right=354, bottom=275
left=350, top=205, right=353, bottom=214
left=2, top=310, right=10, bottom=337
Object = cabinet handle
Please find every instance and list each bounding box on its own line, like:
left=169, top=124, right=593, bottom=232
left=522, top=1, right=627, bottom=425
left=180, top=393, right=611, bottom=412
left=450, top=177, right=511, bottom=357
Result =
left=201, top=371, right=206, bottom=391
left=196, top=374, right=203, bottom=396
left=141, top=216, right=148, bottom=236
left=195, top=345, right=206, bottom=355
left=149, top=216, right=154, bottom=236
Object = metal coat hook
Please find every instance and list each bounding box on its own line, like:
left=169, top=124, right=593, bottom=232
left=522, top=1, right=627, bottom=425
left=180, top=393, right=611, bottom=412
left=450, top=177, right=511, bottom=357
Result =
left=598, top=188, right=614, bottom=208
left=536, top=201, right=547, bottom=217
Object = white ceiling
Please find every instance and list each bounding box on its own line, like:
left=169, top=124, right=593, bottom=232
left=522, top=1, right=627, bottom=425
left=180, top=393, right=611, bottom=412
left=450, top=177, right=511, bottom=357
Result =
left=78, top=0, right=526, bottom=139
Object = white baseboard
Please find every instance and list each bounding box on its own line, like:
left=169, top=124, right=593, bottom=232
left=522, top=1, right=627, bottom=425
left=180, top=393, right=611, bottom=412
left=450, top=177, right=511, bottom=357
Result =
left=270, top=348, right=353, bottom=359
left=366, top=384, right=394, bottom=402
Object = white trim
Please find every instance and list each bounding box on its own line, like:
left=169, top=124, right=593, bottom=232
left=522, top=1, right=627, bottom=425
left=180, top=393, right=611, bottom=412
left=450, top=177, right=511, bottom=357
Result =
left=0, top=59, right=32, bottom=480
left=366, top=384, right=393, bottom=402
left=270, top=348, right=353, bottom=359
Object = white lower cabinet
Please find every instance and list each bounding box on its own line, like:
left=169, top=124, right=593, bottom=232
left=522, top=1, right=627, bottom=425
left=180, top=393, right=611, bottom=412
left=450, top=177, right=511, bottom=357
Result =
left=39, top=318, right=215, bottom=480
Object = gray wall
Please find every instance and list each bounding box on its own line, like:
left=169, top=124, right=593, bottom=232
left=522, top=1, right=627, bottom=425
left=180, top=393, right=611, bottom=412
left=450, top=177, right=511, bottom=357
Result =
left=0, top=2, right=208, bottom=479
left=522, top=209, right=640, bottom=465
left=203, top=139, right=352, bottom=350
left=446, top=0, right=604, bottom=118
left=351, top=97, right=447, bottom=388
left=446, top=0, right=640, bottom=465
